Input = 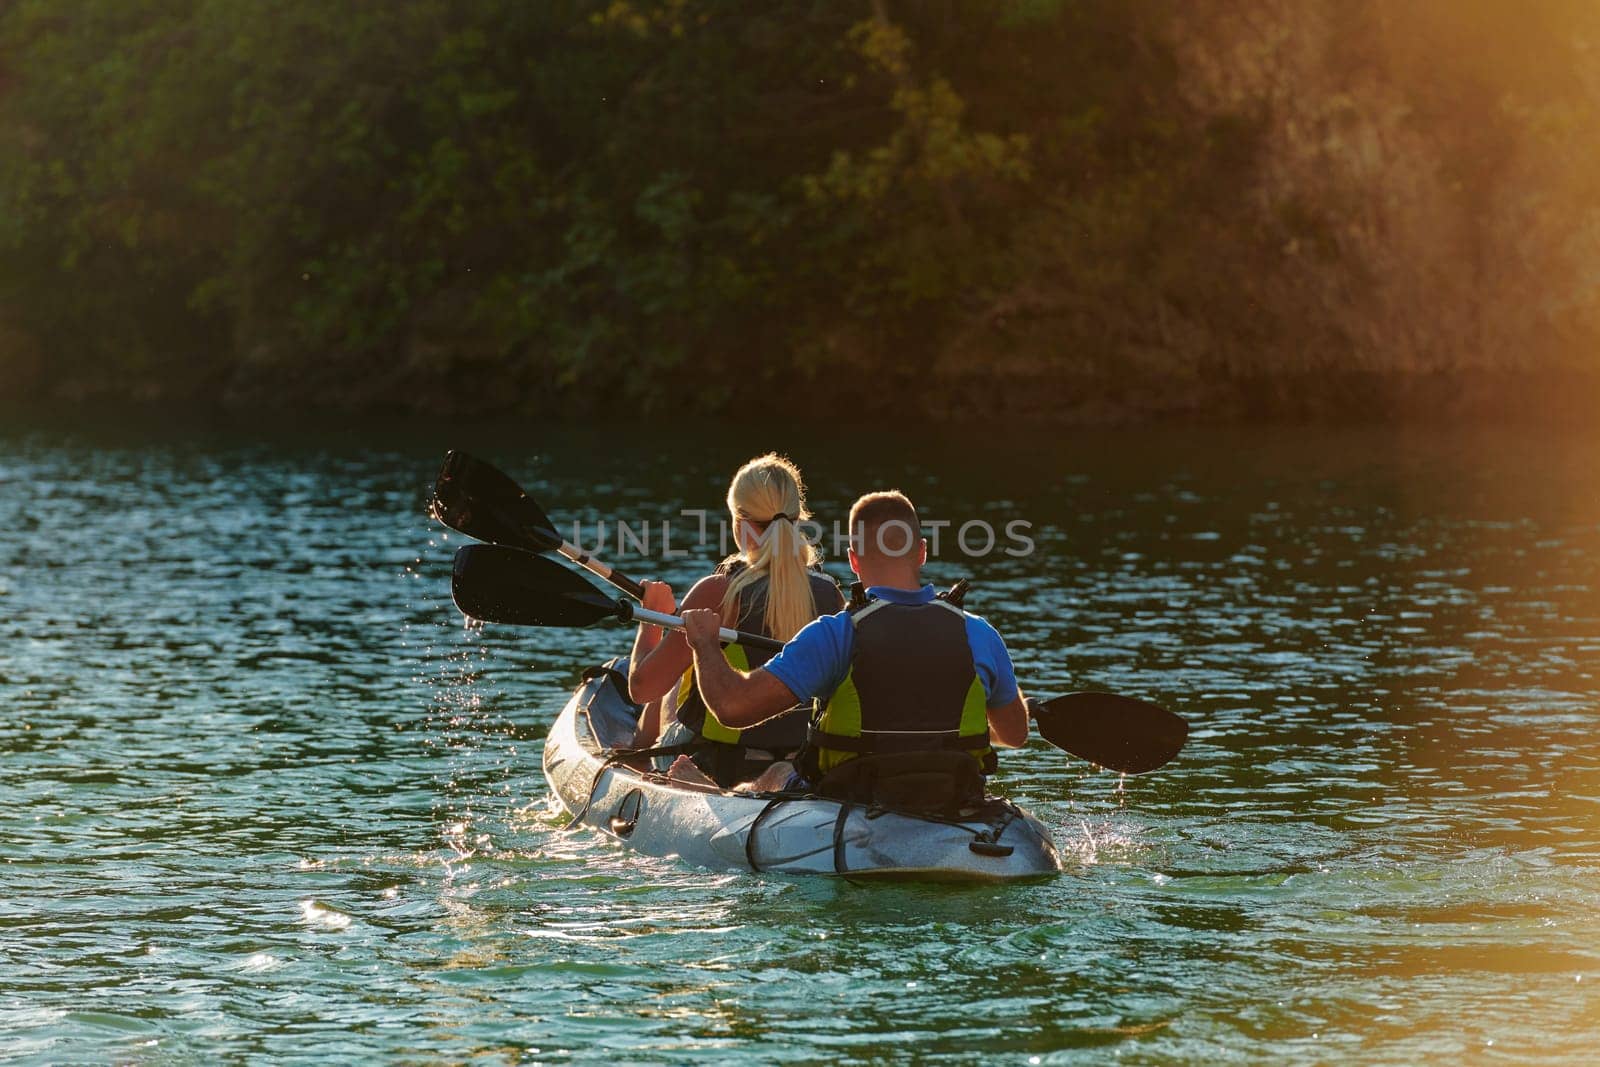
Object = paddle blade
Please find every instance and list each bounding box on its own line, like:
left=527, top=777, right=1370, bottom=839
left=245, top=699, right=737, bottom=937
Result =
left=451, top=544, right=623, bottom=628
left=429, top=450, right=561, bottom=552
left=1031, top=693, right=1188, bottom=774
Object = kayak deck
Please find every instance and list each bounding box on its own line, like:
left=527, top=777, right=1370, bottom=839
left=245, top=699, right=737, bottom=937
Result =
left=541, top=660, right=1063, bottom=881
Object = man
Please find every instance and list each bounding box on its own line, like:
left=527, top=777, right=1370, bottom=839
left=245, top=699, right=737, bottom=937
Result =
left=681, top=490, right=1029, bottom=791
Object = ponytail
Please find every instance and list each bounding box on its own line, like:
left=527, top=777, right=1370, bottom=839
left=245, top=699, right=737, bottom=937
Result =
left=720, top=454, right=821, bottom=640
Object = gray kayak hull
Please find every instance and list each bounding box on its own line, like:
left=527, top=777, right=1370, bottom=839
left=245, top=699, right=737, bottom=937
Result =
left=541, top=662, right=1062, bottom=881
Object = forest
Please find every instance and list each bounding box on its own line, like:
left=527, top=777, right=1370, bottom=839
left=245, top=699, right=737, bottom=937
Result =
left=1, top=0, right=1596, bottom=420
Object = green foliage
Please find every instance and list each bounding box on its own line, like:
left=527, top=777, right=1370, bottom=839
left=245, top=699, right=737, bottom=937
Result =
left=802, top=12, right=1032, bottom=310
left=0, top=0, right=1595, bottom=413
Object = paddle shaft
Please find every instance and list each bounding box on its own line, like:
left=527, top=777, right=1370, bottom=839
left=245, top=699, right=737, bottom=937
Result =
left=550, top=536, right=647, bottom=601
left=627, top=603, right=784, bottom=654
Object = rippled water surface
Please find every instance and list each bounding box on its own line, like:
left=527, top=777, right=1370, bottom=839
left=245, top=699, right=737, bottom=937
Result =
left=3, top=416, right=1598, bottom=1063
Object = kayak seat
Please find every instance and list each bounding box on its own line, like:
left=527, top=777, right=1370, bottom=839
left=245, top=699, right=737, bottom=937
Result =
left=581, top=661, right=639, bottom=712
left=578, top=659, right=645, bottom=749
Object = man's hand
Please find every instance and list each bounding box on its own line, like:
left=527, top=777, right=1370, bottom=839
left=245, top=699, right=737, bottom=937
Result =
left=681, top=607, right=724, bottom=652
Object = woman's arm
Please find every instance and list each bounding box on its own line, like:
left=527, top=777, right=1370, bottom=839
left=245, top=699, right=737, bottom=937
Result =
left=628, top=574, right=728, bottom=704
left=628, top=579, right=676, bottom=699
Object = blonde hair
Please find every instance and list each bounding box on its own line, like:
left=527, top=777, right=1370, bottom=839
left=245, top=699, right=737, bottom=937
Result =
left=721, top=453, right=822, bottom=641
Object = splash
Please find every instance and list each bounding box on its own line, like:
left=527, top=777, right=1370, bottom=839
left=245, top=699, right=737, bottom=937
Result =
left=1062, top=815, right=1142, bottom=865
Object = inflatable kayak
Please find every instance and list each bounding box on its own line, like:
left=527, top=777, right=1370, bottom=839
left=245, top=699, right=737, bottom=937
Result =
left=541, top=659, right=1063, bottom=881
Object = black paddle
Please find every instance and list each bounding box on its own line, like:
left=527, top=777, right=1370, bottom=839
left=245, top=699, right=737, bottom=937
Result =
left=1028, top=694, right=1188, bottom=775
left=430, top=450, right=649, bottom=599
left=452, top=543, right=783, bottom=653
left=453, top=546, right=1187, bottom=774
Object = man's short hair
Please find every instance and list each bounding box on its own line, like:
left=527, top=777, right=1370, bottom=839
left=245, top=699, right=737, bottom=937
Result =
left=849, top=490, right=920, bottom=558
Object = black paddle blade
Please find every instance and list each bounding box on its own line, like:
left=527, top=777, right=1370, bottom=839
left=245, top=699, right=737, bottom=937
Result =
left=429, top=450, right=561, bottom=552
left=451, top=544, right=624, bottom=628
left=1031, top=693, right=1188, bottom=774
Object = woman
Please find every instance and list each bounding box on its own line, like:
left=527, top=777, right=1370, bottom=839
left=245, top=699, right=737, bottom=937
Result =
left=629, top=453, right=843, bottom=789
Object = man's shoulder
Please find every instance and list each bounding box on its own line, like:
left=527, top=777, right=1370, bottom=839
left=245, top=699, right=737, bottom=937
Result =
left=958, top=607, right=1004, bottom=636
left=805, top=607, right=856, bottom=642
left=960, top=611, right=1012, bottom=656
left=763, top=607, right=855, bottom=703
left=772, top=607, right=854, bottom=658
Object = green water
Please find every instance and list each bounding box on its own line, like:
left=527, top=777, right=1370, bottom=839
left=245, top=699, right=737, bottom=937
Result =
left=3, top=416, right=1598, bottom=1063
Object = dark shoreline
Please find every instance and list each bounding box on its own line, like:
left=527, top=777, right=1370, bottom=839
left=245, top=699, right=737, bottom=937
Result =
left=6, top=366, right=1595, bottom=432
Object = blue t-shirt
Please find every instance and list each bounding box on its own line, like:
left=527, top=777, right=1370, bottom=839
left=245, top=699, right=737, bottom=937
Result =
left=763, top=584, right=1019, bottom=709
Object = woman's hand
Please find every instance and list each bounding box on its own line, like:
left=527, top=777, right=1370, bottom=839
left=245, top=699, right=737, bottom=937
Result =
left=639, top=579, right=676, bottom=616
left=630, top=580, right=677, bottom=680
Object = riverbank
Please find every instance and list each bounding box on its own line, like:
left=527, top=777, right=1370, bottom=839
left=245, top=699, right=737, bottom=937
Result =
left=3, top=3, right=1595, bottom=429
left=8, top=363, right=1596, bottom=428
left=924, top=366, right=1600, bottom=425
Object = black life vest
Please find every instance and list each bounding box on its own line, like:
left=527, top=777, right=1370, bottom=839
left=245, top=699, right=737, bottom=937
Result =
left=806, top=593, right=997, bottom=778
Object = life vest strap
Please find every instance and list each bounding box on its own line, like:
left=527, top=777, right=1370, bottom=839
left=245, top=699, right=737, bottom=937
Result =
left=809, top=728, right=991, bottom=753
left=698, top=741, right=788, bottom=763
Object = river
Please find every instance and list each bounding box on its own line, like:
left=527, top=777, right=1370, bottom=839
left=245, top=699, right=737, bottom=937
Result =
left=3, top=414, right=1597, bottom=1063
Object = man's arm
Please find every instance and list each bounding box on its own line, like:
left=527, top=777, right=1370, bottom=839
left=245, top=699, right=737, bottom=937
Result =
left=965, top=614, right=1029, bottom=748
left=682, top=608, right=802, bottom=728
left=987, top=688, right=1029, bottom=748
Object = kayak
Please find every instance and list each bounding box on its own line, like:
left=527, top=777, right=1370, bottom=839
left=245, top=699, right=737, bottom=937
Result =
left=541, top=658, right=1063, bottom=881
